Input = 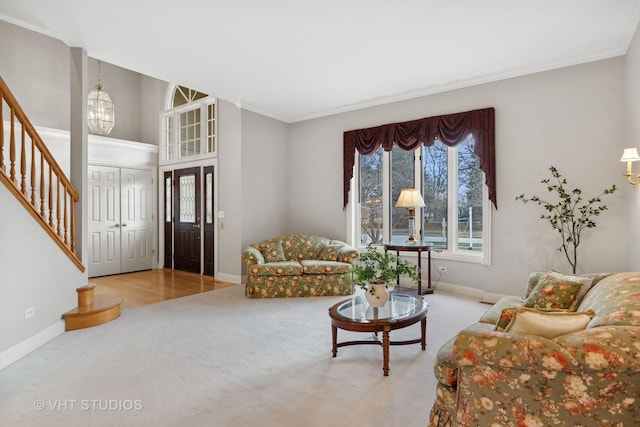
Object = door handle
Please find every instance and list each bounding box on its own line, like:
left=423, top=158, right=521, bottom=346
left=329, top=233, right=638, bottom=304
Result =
left=121, top=223, right=127, bottom=227
left=192, top=224, right=201, bottom=229
left=114, top=224, right=120, bottom=228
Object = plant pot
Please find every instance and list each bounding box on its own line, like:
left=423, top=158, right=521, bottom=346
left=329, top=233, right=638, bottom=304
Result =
left=364, top=283, right=389, bottom=308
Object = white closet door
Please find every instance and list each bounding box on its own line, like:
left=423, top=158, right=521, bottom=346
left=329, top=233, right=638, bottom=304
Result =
left=88, top=165, right=121, bottom=277
left=88, top=166, right=153, bottom=277
left=120, top=168, right=153, bottom=273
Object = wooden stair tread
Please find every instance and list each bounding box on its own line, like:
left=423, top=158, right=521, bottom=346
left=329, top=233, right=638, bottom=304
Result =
left=62, top=292, right=123, bottom=331
left=63, top=295, right=123, bottom=317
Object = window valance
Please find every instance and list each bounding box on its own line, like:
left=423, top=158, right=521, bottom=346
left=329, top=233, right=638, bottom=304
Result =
left=343, top=107, right=496, bottom=209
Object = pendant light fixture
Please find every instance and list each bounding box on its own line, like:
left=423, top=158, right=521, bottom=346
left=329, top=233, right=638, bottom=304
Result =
left=87, top=60, right=115, bottom=135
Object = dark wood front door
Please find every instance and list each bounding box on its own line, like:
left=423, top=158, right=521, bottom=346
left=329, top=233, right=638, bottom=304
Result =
left=174, top=167, right=201, bottom=273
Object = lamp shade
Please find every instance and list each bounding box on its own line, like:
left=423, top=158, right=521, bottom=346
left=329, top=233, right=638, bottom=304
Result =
left=620, top=147, right=640, bottom=162
left=396, top=188, right=426, bottom=208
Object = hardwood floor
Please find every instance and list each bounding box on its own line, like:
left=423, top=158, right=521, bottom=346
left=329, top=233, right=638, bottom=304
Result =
left=90, top=269, right=236, bottom=309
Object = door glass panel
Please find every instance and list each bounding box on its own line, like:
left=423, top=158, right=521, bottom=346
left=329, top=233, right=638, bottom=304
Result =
left=165, top=176, right=172, bottom=222
left=205, top=173, right=213, bottom=224
left=179, top=174, right=196, bottom=223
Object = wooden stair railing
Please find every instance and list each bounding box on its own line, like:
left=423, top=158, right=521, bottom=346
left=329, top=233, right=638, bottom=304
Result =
left=0, top=75, right=84, bottom=272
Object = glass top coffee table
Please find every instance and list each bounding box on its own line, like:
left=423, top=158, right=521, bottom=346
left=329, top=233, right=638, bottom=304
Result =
left=328, top=293, right=429, bottom=376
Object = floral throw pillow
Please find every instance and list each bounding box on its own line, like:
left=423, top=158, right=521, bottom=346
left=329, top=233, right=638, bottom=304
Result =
left=524, top=272, right=546, bottom=299
left=523, top=273, right=583, bottom=310
left=261, top=242, right=286, bottom=263
left=495, top=308, right=517, bottom=331
left=318, top=244, right=342, bottom=261
left=546, top=271, right=593, bottom=311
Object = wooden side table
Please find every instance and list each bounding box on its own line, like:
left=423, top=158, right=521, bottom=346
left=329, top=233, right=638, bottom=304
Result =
left=383, top=242, right=433, bottom=295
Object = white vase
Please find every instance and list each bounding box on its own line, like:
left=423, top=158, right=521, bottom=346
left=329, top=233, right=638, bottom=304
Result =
left=364, top=283, right=389, bottom=308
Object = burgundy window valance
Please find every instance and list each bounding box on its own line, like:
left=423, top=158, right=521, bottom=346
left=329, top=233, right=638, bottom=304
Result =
left=343, top=107, right=496, bottom=209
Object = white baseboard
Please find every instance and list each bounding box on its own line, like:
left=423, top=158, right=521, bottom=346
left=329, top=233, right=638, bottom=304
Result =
left=217, top=272, right=242, bottom=285
left=432, top=281, right=509, bottom=303
left=433, top=281, right=484, bottom=299
left=0, top=321, right=65, bottom=371
left=480, top=291, right=510, bottom=304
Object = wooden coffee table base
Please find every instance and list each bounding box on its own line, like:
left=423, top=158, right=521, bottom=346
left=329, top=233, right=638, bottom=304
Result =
left=331, top=317, right=427, bottom=376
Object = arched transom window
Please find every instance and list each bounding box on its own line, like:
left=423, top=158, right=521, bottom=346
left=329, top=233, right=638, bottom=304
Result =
left=161, top=85, right=216, bottom=162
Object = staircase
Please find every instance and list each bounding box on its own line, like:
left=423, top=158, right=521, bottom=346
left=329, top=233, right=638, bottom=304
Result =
left=62, top=284, right=123, bottom=331
left=0, top=75, right=83, bottom=270
left=1, top=75, right=122, bottom=331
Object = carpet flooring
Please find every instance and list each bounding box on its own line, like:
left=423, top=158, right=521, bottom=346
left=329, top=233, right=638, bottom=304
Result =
left=0, top=284, right=489, bottom=427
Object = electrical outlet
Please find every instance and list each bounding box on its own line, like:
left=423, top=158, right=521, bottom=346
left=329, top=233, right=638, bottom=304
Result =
left=438, top=266, right=447, bottom=273
left=25, top=307, right=35, bottom=319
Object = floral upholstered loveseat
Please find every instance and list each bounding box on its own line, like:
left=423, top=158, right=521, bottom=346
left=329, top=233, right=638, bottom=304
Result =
left=242, top=234, right=358, bottom=298
left=429, top=271, right=640, bottom=426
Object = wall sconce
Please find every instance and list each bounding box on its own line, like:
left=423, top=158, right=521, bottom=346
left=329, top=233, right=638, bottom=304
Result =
left=396, top=188, right=426, bottom=243
left=620, top=147, right=640, bottom=185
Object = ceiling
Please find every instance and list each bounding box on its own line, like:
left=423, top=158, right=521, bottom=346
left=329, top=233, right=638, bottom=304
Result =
left=1, top=0, right=640, bottom=123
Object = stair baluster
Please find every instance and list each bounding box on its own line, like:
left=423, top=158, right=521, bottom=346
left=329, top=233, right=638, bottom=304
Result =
left=0, top=75, right=83, bottom=271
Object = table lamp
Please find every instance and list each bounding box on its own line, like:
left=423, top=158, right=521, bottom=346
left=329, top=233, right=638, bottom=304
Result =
left=396, top=188, right=425, bottom=243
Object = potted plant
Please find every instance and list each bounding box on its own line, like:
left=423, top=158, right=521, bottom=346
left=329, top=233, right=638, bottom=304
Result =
left=515, top=166, right=616, bottom=274
left=351, top=245, right=420, bottom=307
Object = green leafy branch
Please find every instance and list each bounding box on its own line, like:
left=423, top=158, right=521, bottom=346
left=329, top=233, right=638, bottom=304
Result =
left=351, top=245, right=419, bottom=294
left=515, top=166, right=616, bottom=274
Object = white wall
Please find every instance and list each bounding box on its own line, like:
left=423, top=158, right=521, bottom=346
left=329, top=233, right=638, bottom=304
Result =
left=288, top=58, right=628, bottom=296
left=216, top=100, right=243, bottom=280
left=87, top=60, right=167, bottom=144
left=287, top=116, right=352, bottom=241
left=139, top=77, right=168, bottom=145
left=240, top=109, right=289, bottom=251
left=625, top=22, right=640, bottom=271
left=0, top=184, right=85, bottom=365
left=0, top=21, right=70, bottom=129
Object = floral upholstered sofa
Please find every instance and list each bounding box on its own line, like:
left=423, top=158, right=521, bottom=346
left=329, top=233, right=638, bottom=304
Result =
left=242, top=234, right=358, bottom=298
left=429, top=271, right=640, bottom=426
